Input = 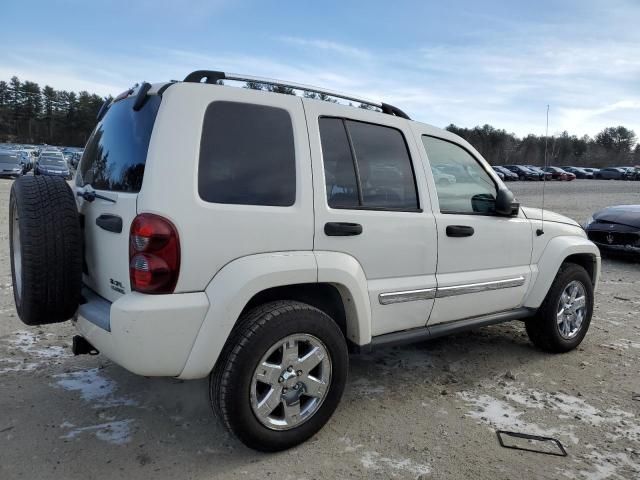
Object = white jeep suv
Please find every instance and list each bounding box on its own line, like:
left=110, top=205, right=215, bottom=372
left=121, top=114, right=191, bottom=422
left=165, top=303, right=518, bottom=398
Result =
left=9, top=70, right=600, bottom=451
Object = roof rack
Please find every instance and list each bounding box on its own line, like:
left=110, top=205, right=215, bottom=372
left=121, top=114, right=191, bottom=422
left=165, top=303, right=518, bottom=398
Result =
left=183, top=70, right=410, bottom=120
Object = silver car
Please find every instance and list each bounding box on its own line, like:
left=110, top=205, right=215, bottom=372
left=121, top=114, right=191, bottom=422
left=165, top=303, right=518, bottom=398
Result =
left=0, top=151, right=25, bottom=178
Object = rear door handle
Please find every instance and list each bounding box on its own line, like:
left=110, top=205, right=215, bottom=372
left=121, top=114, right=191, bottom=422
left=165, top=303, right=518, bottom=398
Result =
left=324, top=222, right=363, bottom=236
left=446, top=225, right=474, bottom=237
left=96, top=214, right=123, bottom=233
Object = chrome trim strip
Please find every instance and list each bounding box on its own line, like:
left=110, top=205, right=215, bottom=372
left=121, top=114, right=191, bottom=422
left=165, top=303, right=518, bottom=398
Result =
left=435, top=276, right=525, bottom=298
left=379, top=288, right=436, bottom=305
left=378, top=276, right=525, bottom=305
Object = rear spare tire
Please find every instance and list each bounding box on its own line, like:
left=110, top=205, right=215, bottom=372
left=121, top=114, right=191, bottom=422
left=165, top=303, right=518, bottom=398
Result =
left=9, top=176, right=82, bottom=325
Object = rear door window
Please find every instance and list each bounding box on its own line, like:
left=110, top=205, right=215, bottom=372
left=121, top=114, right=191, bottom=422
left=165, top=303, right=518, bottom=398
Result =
left=78, top=95, right=161, bottom=192
left=198, top=101, right=296, bottom=206
left=319, top=117, right=418, bottom=210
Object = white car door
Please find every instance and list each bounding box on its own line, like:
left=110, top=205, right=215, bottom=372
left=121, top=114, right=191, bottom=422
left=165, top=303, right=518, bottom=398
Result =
left=305, top=100, right=438, bottom=336
left=410, top=125, right=533, bottom=325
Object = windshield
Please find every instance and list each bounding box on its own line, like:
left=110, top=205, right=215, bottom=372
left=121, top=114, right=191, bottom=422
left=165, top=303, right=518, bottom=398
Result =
left=78, top=95, right=161, bottom=193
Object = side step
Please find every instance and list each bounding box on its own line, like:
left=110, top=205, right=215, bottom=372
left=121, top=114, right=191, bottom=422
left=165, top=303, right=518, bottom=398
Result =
left=72, top=335, right=99, bottom=356
left=362, top=307, right=535, bottom=351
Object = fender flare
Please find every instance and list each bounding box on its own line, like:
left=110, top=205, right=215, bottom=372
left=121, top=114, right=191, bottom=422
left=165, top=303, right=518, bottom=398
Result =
left=178, top=251, right=371, bottom=379
left=524, top=236, right=600, bottom=309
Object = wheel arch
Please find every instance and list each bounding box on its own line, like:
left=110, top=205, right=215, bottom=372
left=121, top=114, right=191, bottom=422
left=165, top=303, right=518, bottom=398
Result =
left=524, top=236, right=600, bottom=309
left=178, top=251, right=371, bottom=379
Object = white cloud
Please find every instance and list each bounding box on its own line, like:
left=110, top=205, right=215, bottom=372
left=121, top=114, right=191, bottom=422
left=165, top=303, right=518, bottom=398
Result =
left=2, top=11, right=639, bottom=140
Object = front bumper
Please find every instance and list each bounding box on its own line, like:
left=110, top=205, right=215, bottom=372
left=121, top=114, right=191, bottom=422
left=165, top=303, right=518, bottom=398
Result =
left=591, top=242, right=640, bottom=254
left=74, top=287, right=209, bottom=376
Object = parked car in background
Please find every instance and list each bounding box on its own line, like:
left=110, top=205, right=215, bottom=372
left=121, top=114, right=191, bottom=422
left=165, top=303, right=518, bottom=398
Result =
left=503, top=165, right=541, bottom=180
left=562, top=167, right=594, bottom=179
left=621, top=166, right=640, bottom=181
left=525, top=166, right=553, bottom=181
left=585, top=205, right=640, bottom=256
left=544, top=166, right=574, bottom=181
left=583, top=168, right=600, bottom=175
left=0, top=151, right=25, bottom=178
left=595, top=167, right=626, bottom=180
left=492, top=165, right=518, bottom=181
left=432, top=166, right=457, bottom=185
left=35, top=153, right=71, bottom=179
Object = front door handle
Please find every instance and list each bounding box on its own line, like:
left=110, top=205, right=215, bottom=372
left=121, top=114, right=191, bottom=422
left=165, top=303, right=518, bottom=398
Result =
left=324, top=222, right=363, bottom=236
left=446, top=225, right=474, bottom=237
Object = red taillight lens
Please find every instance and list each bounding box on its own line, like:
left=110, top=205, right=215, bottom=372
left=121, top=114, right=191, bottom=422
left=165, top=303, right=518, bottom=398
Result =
left=129, top=213, right=180, bottom=294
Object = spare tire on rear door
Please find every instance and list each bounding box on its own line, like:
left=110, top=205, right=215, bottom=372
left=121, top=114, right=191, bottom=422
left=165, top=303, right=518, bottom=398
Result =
left=9, top=176, right=82, bottom=325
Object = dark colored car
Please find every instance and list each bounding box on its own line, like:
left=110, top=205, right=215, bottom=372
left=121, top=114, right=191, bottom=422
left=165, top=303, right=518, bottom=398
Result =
left=595, top=167, right=626, bottom=180
left=562, top=166, right=594, bottom=179
left=35, top=154, right=71, bottom=179
left=544, top=166, right=575, bottom=181
left=503, top=165, right=540, bottom=180
left=492, top=165, right=518, bottom=181
left=585, top=205, right=640, bottom=256
left=0, top=151, right=25, bottom=178
left=525, top=165, right=553, bottom=181
left=621, top=167, right=640, bottom=181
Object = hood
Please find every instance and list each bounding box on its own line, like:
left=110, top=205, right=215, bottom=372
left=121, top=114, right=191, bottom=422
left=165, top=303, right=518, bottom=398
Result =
left=593, top=205, right=640, bottom=228
left=39, top=164, right=68, bottom=172
left=521, top=206, right=580, bottom=227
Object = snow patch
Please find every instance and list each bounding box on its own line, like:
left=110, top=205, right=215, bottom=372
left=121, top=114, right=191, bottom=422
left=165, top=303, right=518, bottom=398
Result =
left=360, top=450, right=430, bottom=476
left=578, top=451, right=640, bottom=480
left=458, top=392, right=578, bottom=444
left=53, top=368, right=137, bottom=408
left=0, top=331, right=70, bottom=374
left=60, top=419, right=134, bottom=445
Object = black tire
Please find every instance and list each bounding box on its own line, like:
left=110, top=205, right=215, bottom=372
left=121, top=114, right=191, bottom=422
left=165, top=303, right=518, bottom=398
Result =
left=9, top=176, right=82, bottom=325
left=526, top=263, right=593, bottom=353
left=211, top=300, right=349, bottom=452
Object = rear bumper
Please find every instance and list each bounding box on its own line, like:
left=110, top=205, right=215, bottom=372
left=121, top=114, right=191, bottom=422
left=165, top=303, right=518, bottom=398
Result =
left=74, top=288, right=209, bottom=376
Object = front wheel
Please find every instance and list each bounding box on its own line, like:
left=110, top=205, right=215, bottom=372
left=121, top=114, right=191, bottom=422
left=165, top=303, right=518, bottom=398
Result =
left=211, top=301, right=348, bottom=451
left=526, top=263, right=593, bottom=352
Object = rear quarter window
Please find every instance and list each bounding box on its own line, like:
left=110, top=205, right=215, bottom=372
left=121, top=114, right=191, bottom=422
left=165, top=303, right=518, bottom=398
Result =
left=198, top=101, right=296, bottom=206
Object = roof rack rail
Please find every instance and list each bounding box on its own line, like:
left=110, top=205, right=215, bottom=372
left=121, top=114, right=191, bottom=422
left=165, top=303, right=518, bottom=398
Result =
left=183, top=70, right=410, bottom=120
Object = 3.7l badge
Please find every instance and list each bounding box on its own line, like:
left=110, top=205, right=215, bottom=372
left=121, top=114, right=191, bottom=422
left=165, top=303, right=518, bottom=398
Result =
left=110, top=278, right=125, bottom=294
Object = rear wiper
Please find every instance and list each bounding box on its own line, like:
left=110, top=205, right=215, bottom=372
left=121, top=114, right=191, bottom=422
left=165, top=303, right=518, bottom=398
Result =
left=76, top=185, right=116, bottom=203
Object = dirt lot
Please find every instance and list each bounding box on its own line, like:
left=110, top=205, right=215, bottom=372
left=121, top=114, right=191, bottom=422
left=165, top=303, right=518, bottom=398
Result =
left=0, top=179, right=638, bottom=480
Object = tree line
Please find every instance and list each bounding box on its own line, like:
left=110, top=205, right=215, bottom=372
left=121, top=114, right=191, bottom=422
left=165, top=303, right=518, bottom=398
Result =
left=1, top=75, right=638, bottom=168
left=0, top=76, right=108, bottom=147
left=446, top=124, right=639, bottom=167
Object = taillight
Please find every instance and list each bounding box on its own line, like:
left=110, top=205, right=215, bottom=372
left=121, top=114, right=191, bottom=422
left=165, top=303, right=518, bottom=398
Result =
left=129, top=213, right=180, bottom=294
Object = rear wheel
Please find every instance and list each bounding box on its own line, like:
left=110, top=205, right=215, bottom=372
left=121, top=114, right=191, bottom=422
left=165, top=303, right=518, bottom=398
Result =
left=526, top=263, right=593, bottom=352
left=211, top=301, right=348, bottom=451
left=9, top=176, right=82, bottom=325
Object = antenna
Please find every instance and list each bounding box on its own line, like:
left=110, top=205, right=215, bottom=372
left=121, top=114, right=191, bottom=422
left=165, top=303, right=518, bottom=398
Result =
left=536, top=105, right=550, bottom=236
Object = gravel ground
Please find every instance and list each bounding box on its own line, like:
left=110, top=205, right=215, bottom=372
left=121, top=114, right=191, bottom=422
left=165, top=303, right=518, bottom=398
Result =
left=0, top=179, right=638, bottom=480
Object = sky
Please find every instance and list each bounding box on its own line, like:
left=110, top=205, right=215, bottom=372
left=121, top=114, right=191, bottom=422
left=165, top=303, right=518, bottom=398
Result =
left=2, top=0, right=639, bottom=138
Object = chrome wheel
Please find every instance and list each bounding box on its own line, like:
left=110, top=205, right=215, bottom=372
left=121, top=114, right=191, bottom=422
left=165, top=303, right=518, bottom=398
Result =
left=250, top=333, right=332, bottom=431
left=12, top=207, right=22, bottom=301
left=557, top=280, right=587, bottom=339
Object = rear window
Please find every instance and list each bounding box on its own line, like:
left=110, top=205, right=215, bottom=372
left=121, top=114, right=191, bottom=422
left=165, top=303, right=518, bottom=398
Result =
left=198, top=101, right=296, bottom=206
left=78, top=95, right=161, bottom=192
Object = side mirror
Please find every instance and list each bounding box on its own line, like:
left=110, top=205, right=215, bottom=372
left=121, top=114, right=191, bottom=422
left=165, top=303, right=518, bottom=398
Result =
left=495, top=188, right=519, bottom=216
